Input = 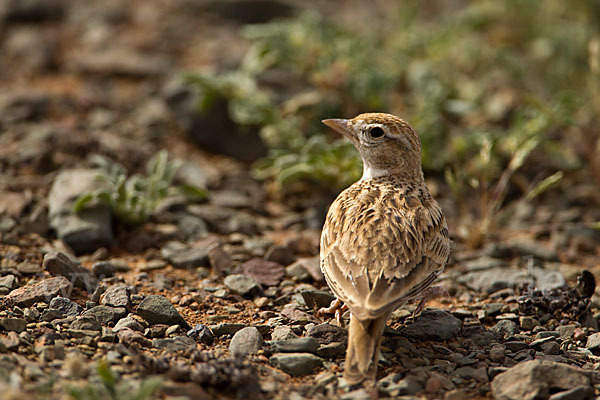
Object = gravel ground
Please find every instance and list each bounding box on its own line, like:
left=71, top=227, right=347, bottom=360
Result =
left=0, top=1, right=599, bottom=399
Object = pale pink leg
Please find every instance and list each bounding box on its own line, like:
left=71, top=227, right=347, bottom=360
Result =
left=317, top=298, right=349, bottom=326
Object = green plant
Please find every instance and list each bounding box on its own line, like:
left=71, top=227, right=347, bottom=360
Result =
left=74, top=150, right=207, bottom=226
left=68, top=360, right=162, bottom=400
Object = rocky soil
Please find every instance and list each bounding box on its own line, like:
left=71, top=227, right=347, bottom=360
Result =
left=1, top=1, right=599, bottom=399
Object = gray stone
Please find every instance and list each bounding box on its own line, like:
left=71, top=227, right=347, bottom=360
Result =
left=137, top=295, right=189, bottom=328
left=82, top=305, right=124, bottom=325
left=300, top=290, right=336, bottom=309
left=0, top=318, right=27, bottom=332
left=229, top=327, right=263, bottom=356
left=163, top=245, right=209, bottom=269
left=585, top=332, right=600, bottom=355
left=491, top=360, right=591, bottom=400
left=269, top=352, right=322, bottom=376
left=505, top=238, right=559, bottom=261
left=484, top=303, right=504, bottom=317
left=491, top=320, right=519, bottom=337
left=16, top=262, right=43, bottom=274
left=556, top=325, right=577, bottom=339
left=40, top=308, right=64, bottom=322
left=307, top=323, right=348, bottom=345
left=0, top=275, right=17, bottom=290
left=5, top=276, right=72, bottom=307
left=43, top=251, right=97, bottom=291
left=101, top=285, right=130, bottom=309
left=548, top=385, right=594, bottom=400
left=519, top=316, right=540, bottom=331
left=152, top=336, right=197, bottom=353
left=113, top=315, right=144, bottom=332
left=271, top=337, right=319, bottom=354
left=271, top=325, right=298, bottom=341
left=400, top=310, right=461, bottom=341
left=92, top=260, right=129, bottom=278
left=48, top=296, right=82, bottom=317
left=187, top=323, right=214, bottom=345
left=505, top=341, right=529, bottom=352
left=175, top=212, right=208, bottom=240
left=209, top=323, right=246, bottom=337
left=489, top=344, right=506, bottom=363
left=70, top=316, right=102, bottom=332
left=48, top=169, right=113, bottom=254
left=317, top=342, right=345, bottom=359
left=224, top=274, right=262, bottom=298
left=459, top=266, right=558, bottom=294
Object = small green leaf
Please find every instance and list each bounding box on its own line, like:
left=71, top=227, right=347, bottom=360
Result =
left=73, top=193, right=95, bottom=213
left=176, top=184, right=208, bottom=201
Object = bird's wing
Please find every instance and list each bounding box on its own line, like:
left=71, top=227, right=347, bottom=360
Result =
left=320, top=183, right=450, bottom=320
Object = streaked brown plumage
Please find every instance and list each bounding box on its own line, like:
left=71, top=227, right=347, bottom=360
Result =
left=320, top=113, right=450, bottom=385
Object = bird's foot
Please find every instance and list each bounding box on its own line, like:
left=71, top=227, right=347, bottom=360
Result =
left=317, top=298, right=349, bottom=326
left=411, top=285, right=449, bottom=317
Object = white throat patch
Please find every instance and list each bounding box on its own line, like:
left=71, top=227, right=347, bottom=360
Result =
left=361, top=165, right=388, bottom=180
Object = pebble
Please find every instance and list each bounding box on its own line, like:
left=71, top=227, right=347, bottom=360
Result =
left=519, top=316, right=540, bottom=331
left=300, top=290, right=336, bottom=309
left=136, top=295, right=190, bottom=328
left=48, top=297, right=82, bottom=317
left=307, top=323, right=348, bottom=345
left=187, top=324, right=214, bottom=345
left=556, top=324, right=577, bottom=339
left=82, top=305, right=124, bottom=325
left=152, top=336, right=197, bottom=352
left=491, top=320, right=519, bottom=337
left=378, top=373, right=423, bottom=396
left=547, top=385, right=594, bottom=400
left=316, top=342, right=345, bottom=359
left=271, top=337, right=319, bottom=354
left=271, top=325, right=298, bottom=341
left=0, top=275, right=18, bottom=290
left=5, top=276, right=72, bottom=307
left=489, top=344, right=506, bottom=363
left=209, top=323, right=246, bottom=337
left=401, top=310, right=462, bottom=341
left=269, top=352, right=322, bottom=376
left=504, top=341, right=529, bottom=352
left=0, top=317, right=27, bottom=332
left=164, top=245, right=209, bottom=269
left=585, top=332, right=600, bottom=355
left=113, top=315, right=144, bottom=332
left=223, top=274, right=262, bottom=298
left=70, top=316, right=102, bottom=332
left=92, top=260, right=129, bottom=278
left=229, top=327, right=263, bottom=356
left=241, top=258, right=285, bottom=287
left=101, top=284, right=130, bottom=309
left=43, top=251, right=98, bottom=291
left=491, top=360, right=591, bottom=400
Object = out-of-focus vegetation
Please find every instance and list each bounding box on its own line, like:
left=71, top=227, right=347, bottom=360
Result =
left=74, top=150, right=207, bottom=226
left=187, top=0, right=599, bottom=242
left=68, top=360, right=161, bottom=400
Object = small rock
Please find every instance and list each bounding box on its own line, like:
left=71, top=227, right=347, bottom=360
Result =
left=48, top=297, right=82, bottom=317
left=92, top=260, right=129, bottom=278
left=491, top=320, right=519, bottom=337
left=504, top=341, right=529, bottom=352
left=265, top=244, right=295, bottom=266
left=307, top=323, right=348, bottom=345
left=585, top=332, right=600, bottom=355
left=101, top=285, right=130, bottom=309
left=0, top=318, right=27, bottom=332
left=241, top=258, right=285, bottom=287
left=0, top=275, right=18, bottom=290
left=269, top=352, right=322, bottom=376
left=229, top=327, right=263, bottom=356
left=187, top=324, right=214, bottom=345
left=152, top=336, right=197, bottom=353
left=540, top=340, right=560, bottom=355
left=491, top=360, right=591, bottom=400
left=224, top=274, right=262, bottom=298
left=118, top=328, right=152, bottom=347
left=300, top=290, right=336, bottom=309
left=271, top=337, right=319, bottom=354
left=401, top=310, right=461, bottom=341
left=43, top=251, right=98, bottom=291
left=281, top=304, right=319, bottom=324
left=70, top=316, right=102, bottom=332
left=5, top=276, right=72, bottom=307
left=164, top=245, right=209, bottom=269
left=137, top=295, right=190, bottom=329
left=82, top=305, right=123, bottom=325
left=317, top=342, right=346, bottom=359
left=113, top=315, right=144, bottom=332
left=548, top=385, right=594, bottom=400
left=209, top=323, right=246, bottom=337
left=519, top=316, right=540, bottom=331
left=489, top=344, right=506, bottom=363
left=378, top=373, right=423, bottom=396
left=48, top=169, right=113, bottom=253
left=271, top=325, right=298, bottom=341
left=556, top=325, right=577, bottom=339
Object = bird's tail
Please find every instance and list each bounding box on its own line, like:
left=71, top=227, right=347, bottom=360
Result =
left=344, top=313, right=388, bottom=385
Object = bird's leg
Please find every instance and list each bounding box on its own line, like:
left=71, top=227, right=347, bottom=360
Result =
left=411, top=285, right=449, bottom=317
left=317, top=299, right=349, bottom=326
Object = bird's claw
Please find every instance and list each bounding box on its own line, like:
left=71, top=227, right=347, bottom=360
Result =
left=317, top=298, right=349, bottom=326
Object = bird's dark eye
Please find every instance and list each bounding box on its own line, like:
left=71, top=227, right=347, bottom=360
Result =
left=369, top=126, right=385, bottom=138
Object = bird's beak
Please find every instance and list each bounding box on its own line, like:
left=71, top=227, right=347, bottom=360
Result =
left=322, top=119, right=352, bottom=139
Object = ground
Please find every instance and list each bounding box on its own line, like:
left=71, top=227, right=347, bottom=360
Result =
left=0, top=1, right=599, bottom=400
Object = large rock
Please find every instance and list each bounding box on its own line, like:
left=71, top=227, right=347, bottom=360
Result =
left=48, top=169, right=113, bottom=254
left=137, top=295, right=190, bottom=329
left=491, top=360, right=592, bottom=400
left=400, top=310, right=461, bottom=341
left=269, top=353, right=322, bottom=376
left=5, top=276, right=72, bottom=307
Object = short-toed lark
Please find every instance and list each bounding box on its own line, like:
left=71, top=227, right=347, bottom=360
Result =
left=320, top=113, right=450, bottom=385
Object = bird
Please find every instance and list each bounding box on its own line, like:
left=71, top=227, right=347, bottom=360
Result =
left=319, top=113, right=450, bottom=386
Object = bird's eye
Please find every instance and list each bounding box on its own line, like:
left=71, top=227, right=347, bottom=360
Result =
left=369, top=126, right=385, bottom=138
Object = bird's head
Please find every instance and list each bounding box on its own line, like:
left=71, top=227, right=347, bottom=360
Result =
left=322, top=113, right=423, bottom=180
